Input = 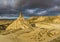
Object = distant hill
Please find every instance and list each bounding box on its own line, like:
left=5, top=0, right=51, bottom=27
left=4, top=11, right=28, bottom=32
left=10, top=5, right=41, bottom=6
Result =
left=28, top=16, right=60, bottom=23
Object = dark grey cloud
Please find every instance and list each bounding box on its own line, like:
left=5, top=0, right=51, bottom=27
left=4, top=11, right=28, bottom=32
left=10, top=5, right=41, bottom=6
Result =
left=0, top=0, right=60, bottom=19
left=28, top=0, right=54, bottom=8
left=23, top=0, right=60, bottom=8
left=0, top=0, right=22, bottom=14
left=0, top=0, right=60, bottom=9
left=23, top=6, right=60, bottom=16
left=0, top=0, right=21, bottom=9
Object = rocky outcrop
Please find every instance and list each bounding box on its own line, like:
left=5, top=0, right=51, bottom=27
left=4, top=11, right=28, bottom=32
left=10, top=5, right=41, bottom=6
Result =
left=0, top=13, right=60, bottom=42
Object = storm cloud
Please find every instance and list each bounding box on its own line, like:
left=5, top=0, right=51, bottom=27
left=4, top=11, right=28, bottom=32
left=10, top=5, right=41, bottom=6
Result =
left=24, top=0, right=60, bottom=8
left=0, top=0, right=60, bottom=9
left=0, top=0, right=60, bottom=19
left=0, top=0, right=60, bottom=10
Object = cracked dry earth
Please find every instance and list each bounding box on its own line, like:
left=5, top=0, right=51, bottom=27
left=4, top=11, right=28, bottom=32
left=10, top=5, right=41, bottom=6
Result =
left=0, top=15, right=60, bottom=42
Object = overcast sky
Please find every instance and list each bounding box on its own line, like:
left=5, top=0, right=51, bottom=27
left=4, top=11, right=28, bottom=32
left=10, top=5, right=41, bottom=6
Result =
left=24, top=0, right=60, bottom=8
left=0, top=0, right=60, bottom=19
left=0, top=0, right=60, bottom=9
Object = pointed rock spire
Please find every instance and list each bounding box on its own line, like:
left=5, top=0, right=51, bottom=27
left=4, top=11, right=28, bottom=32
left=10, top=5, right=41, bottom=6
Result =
left=18, top=12, right=24, bottom=20
left=19, top=12, right=23, bottom=18
left=6, top=12, right=30, bottom=31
